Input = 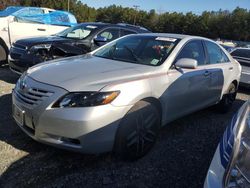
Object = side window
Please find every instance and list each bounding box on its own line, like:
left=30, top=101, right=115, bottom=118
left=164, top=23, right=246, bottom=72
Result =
left=14, top=8, right=44, bottom=23
left=15, top=8, right=43, bottom=17
left=176, top=40, right=206, bottom=66
left=231, top=49, right=250, bottom=58
left=121, top=29, right=136, bottom=36
left=97, top=28, right=120, bottom=42
left=205, top=41, right=229, bottom=64
left=231, top=49, right=242, bottom=57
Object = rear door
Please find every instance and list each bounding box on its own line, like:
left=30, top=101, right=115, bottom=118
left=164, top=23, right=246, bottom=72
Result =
left=164, top=40, right=212, bottom=122
left=203, top=40, right=232, bottom=102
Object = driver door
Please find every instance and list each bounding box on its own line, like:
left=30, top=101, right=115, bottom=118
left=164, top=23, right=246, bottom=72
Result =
left=162, top=40, right=212, bottom=122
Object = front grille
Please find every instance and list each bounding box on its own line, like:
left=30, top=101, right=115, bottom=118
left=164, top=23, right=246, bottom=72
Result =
left=10, top=52, right=22, bottom=59
left=15, top=86, right=54, bottom=107
left=13, top=43, right=27, bottom=50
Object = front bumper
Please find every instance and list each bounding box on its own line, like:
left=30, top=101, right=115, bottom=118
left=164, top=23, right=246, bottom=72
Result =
left=8, top=47, right=42, bottom=74
left=8, top=55, right=28, bottom=74
left=12, top=77, right=132, bottom=153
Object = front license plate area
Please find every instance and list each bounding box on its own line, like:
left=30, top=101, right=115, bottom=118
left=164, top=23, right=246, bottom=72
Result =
left=13, top=104, right=24, bottom=126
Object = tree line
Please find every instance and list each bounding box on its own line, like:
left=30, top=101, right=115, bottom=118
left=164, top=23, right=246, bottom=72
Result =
left=1, top=0, right=250, bottom=41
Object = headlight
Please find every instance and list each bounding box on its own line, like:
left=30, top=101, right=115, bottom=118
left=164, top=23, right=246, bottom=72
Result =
left=52, top=91, right=120, bottom=108
left=224, top=101, right=250, bottom=188
left=28, top=44, right=51, bottom=53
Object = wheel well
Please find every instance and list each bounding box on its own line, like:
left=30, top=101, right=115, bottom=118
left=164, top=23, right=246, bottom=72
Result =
left=142, top=97, right=162, bottom=122
left=232, top=80, right=238, bottom=89
left=0, top=37, right=9, bottom=53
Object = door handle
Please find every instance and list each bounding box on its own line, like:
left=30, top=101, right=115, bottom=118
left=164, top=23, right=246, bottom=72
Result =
left=204, top=70, right=211, bottom=77
left=37, top=28, right=46, bottom=31
left=229, top=67, right=233, bottom=71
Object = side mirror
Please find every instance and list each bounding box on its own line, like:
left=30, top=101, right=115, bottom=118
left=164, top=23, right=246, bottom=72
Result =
left=175, top=58, right=198, bottom=69
left=94, top=36, right=108, bottom=43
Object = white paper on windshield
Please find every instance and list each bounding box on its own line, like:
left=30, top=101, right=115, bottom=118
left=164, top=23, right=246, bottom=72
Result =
left=86, top=25, right=97, bottom=29
left=155, top=37, right=177, bottom=42
left=150, top=59, right=160, bottom=65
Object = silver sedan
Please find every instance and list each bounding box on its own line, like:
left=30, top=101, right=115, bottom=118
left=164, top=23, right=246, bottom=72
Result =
left=12, top=33, right=241, bottom=160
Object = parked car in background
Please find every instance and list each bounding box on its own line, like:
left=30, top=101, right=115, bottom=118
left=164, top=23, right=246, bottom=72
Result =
left=220, top=44, right=235, bottom=53
left=12, top=33, right=241, bottom=160
left=8, top=22, right=150, bottom=74
left=0, top=6, right=77, bottom=64
left=204, top=100, right=250, bottom=188
left=230, top=48, right=250, bottom=87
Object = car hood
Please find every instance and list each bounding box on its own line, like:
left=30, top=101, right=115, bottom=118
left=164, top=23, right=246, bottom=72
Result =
left=27, top=55, right=151, bottom=91
left=15, top=35, right=73, bottom=47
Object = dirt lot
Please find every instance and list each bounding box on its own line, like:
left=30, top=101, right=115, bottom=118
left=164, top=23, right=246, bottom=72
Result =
left=0, top=66, right=249, bottom=188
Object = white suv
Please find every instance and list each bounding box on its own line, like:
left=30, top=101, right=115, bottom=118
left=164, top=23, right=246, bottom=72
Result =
left=0, top=6, right=77, bottom=64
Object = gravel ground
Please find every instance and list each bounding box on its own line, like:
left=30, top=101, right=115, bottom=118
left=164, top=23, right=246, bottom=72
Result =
left=0, top=66, right=249, bottom=188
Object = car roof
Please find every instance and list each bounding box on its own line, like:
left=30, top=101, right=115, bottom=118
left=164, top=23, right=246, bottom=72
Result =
left=77, top=22, right=150, bottom=32
left=133, top=32, right=205, bottom=40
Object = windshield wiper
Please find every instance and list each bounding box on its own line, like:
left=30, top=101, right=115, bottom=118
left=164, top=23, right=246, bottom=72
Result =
left=123, top=45, right=142, bottom=63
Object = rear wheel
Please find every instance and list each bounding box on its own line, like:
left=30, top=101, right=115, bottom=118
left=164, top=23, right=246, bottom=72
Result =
left=218, top=83, right=237, bottom=113
left=0, top=40, right=8, bottom=65
left=114, top=101, right=160, bottom=161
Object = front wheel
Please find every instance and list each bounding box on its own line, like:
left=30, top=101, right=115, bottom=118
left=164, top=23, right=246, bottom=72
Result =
left=217, top=83, right=237, bottom=113
left=114, top=101, right=160, bottom=161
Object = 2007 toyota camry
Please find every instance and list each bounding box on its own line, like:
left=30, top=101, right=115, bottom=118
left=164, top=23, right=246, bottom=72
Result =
left=12, top=33, right=241, bottom=160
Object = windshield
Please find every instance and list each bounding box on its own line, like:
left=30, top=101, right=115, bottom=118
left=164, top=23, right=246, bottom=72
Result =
left=94, top=35, right=180, bottom=66
left=57, top=24, right=98, bottom=40
left=0, top=6, right=23, bottom=17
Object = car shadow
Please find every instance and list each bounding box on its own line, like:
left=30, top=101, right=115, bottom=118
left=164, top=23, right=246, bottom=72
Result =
left=0, top=88, right=247, bottom=187
left=238, top=85, right=250, bottom=95
left=0, top=65, right=19, bottom=84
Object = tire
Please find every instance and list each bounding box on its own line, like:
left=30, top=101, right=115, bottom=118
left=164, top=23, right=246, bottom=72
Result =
left=0, top=40, right=8, bottom=65
left=217, top=83, right=237, bottom=113
left=114, top=101, right=160, bottom=161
